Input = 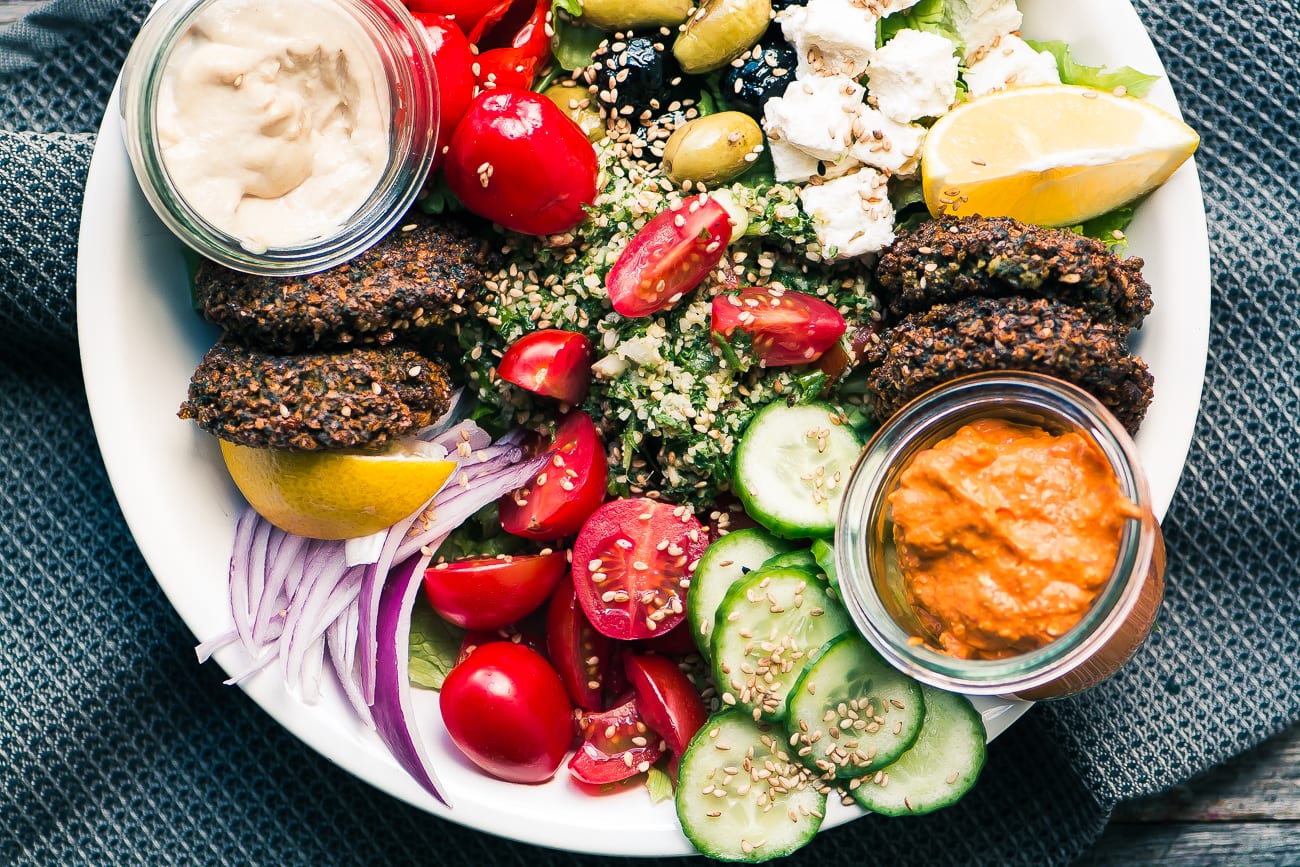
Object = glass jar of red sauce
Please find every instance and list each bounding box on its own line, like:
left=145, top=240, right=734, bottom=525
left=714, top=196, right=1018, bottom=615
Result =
left=836, top=372, right=1165, bottom=701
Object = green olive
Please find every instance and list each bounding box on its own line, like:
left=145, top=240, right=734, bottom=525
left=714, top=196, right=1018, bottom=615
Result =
left=662, top=111, right=764, bottom=186
left=543, top=84, right=607, bottom=143
left=672, top=0, right=772, bottom=75
left=579, top=0, right=693, bottom=31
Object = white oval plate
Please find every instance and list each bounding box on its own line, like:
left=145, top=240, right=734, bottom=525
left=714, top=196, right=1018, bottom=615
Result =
left=77, top=0, right=1208, bottom=855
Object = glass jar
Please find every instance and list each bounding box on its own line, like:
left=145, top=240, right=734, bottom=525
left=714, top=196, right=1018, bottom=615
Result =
left=119, top=0, right=437, bottom=276
left=836, top=372, right=1165, bottom=701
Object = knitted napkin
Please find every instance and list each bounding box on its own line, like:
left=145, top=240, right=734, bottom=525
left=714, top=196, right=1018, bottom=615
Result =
left=1, top=1, right=1296, bottom=864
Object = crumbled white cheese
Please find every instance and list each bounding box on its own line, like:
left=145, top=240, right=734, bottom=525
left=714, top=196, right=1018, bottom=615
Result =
left=946, top=0, right=1023, bottom=62
left=849, top=106, right=927, bottom=176
left=769, top=138, right=822, bottom=183
left=964, top=34, right=1062, bottom=97
left=763, top=74, right=866, bottom=161
left=820, top=155, right=863, bottom=181
left=799, top=168, right=896, bottom=259
left=867, top=29, right=960, bottom=123
left=779, top=0, right=879, bottom=79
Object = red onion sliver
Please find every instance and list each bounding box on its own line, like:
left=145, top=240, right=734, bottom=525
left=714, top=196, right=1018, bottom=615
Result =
left=357, top=503, right=429, bottom=704
left=370, top=548, right=447, bottom=806
left=228, top=508, right=258, bottom=653
left=327, top=598, right=373, bottom=727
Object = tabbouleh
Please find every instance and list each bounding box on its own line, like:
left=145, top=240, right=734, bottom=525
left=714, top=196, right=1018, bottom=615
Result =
left=454, top=139, right=880, bottom=510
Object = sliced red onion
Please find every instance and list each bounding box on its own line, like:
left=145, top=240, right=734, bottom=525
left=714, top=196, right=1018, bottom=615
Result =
left=370, top=547, right=447, bottom=805
left=357, top=504, right=429, bottom=704
left=253, top=529, right=306, bottom=645
left=195, top=629, right=238, bottom=664
left=327, top=597, right=372, bottom=727
left=228, top=508, right=258, bottom=652
left=345, top=528, right=389, bottom=568
left=430, top=419, right=492, bottom=454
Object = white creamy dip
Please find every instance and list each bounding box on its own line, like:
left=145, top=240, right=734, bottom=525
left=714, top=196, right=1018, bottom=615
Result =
left=156, top=0, right=391, bottom=253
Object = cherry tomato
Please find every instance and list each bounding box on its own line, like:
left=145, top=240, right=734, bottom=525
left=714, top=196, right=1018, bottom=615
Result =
left=633, top=623, right=699, bottom=657
left=606, top=195, right=733, bottom=318
left=571, top=498, right=710, bottom=641
left=624, top=653, right=707, bottom=775
left=568, top=697, right=666, bottom=784
left=546, top=576, right=611, bottom=710
left=500, top=411, right=608, bottom=540
left=469, top=0, right=551, bottom=91
left=711, top=287, right=848, bottom=367
left=498, top=329, right=594, bottom=405
left=440, top=642, right=574, bottom=783
left=423, top=549, right=567, bottom=630
left=405, top=0, right=500, bottom=34
left=410, top=13, right=476, bottom=170
left=444, top=89, right=598, bottom=236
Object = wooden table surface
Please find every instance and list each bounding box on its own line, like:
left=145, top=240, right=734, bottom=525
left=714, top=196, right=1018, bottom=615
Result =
left=1, top=1, right=1296, bottom=864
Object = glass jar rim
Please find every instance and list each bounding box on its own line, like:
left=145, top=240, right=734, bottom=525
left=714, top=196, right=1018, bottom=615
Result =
left=118, top=0, right=437, bottom=276
left=835, top=372, right=1158, bottom=696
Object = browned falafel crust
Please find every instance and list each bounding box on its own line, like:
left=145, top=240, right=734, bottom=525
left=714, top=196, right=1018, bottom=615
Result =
left=874, top=216, right=1153, bottom=328
left=179, top=343, right=453, bottom=451
left=862, top=296, right=1153, bottom=432
left=193, top=216, right=495, bottom=352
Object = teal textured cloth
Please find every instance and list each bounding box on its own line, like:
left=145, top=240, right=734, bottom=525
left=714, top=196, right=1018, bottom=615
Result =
left=1, top=2, right=1296, bottom=864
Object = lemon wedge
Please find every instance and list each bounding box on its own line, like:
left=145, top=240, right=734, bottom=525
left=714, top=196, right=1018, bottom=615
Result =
left=220, top=440, right=457, bottom=540
left=921, top=84, right=1199, bottom=226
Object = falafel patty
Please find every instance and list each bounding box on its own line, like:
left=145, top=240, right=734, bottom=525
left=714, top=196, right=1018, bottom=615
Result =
left=180, top=342, right=453, bottom=451
left=875, top=216, right=1153, bottom=328
left=194, top=216, right=495, bottom=352
left=862, top=296, right=1153, bottom=432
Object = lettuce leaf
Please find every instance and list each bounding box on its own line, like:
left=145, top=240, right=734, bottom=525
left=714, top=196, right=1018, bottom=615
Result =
left=878, top=0, right=962, bottom=49
left=408, top=596, right=465, bottom=690
left=1027, top=40, right=1160, bottom=97
left=1071, top=205, right=1136, bottom=255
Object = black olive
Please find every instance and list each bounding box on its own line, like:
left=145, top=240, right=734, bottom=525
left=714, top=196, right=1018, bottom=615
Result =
left=721, top=32, right=799, bottom=119
left=769, top=0, right=807, bottom=9
left=585, top=34, right=696, bottom=123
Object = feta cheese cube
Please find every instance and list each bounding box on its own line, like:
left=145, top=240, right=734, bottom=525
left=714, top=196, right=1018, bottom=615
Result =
left=867, top=29, right=960, bottom=123
left=964, top=34, right=1062, bottom=97
left=849, top=107, right=927, bottom=176
left=799, top=168, right=896, bottom=259
left=769, top=138, right=821, bottom=183
left=763, top=74, right=865, bottom=161
left=779, top=0, right=879, bottom=79
left=946, top=0, right=1023, bottom=62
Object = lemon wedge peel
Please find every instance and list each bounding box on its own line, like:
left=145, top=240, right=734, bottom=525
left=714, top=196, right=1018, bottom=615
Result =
left=220, top=440, right=457, bottom=540
left=921, top=84, right=1200, bottom=227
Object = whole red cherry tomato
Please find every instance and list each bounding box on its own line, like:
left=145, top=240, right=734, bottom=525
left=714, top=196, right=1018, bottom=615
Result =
left=606, top=195, right=733, bottom=318
left=409, top=13, right=476, bottom=169
left=498, top=329, right=594, bottom=405
left=624, top=653, right=707, bottom=776
left=404, top=0, right=500, bottom=34
left=423, top=549, right=567, bottom=630
left=568, top=697, right=665, bottom=784
left=570, top=498, right=710, bottom=641
left=440, top=642, right=573, bottom=784
left=445, top=89, right=598, bottom=235
left=500, top=411, right=608, bottom=540
left=711, top=287, right=848, bottom=367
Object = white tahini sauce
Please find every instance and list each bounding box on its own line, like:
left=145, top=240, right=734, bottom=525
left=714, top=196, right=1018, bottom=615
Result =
left=156, top=0, right=391, bottom=253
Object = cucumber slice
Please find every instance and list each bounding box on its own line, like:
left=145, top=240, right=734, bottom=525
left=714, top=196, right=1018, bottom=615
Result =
left=759, top=549, right=819, bottom=574
left=809, top=539, right=838, bottom=591
left=689, top=528, right=795, bottom=658
left=676, top=710, right=828, bottom=862
left=732, top=402, right=864, bottom=539
left=849, top=684, right=987, bottom=816
left=785, top=634, right=925, bottom=780
left=711, top=567, right=853, bottom=720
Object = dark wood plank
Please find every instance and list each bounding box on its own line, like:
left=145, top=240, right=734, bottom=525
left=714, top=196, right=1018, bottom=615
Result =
left=1078, top=823, right=1300, bottom=867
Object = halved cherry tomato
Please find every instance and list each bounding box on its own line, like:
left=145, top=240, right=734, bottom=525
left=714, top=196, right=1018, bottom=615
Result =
left=440, top=642, right=573, bottom=784
left=568, top=697, right=666, bottom=784
left=498, top=329, right=594, bottom=405
left=404, top=0, right=500, bottom=34
left=624, top=653, right=707, bottom=776
left=445, top=89, right=598, bottom=236
left=570, top=498, right=709, bottom=641
left=500, top=411, right=608, bottom=540
left=546, top=576, right=611, bottom=710
left=469, top=0, right=551, bottom=91
left=711, top=287, right=848, bottom=367
left=606, top=195, right=733, bottom=318
left=633, top=623, right=699, bottom=657
left=410, top=13, right=477, bottom=170
left=423, top=549, right=567, bottom=630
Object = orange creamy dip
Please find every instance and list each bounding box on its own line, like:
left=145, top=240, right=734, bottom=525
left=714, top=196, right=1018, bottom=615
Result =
left=888, top=418, right=1142, bottom=660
